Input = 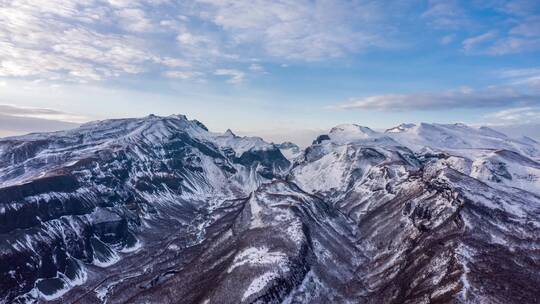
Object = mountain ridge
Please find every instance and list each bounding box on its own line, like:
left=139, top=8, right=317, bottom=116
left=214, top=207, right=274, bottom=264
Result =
left=1, top=115, right=539, bottom=304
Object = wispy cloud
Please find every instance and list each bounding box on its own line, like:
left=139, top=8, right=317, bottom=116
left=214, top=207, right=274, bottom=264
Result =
left=488, top=37, right=540, bottom=55
left=485, top=107, right=540, bottom=124
left=0, top=104, right=84, bottom=137
left=196, top=0, right=387, bottom=60
left=249, top=64, right=264, bottom=72
left=498, top=67, right=540, bottom=89
left=0, top=0, right=174, bottom=82
left=333, top=87, right=540, bottom=111
left=500, top=0, right=540, bottom=16
left=163, top=70, right=203, bottom=80
left=422, top=0, right=540, bottom=55
left=440, top=34, right=456, bottom=45
left=214, top=69, right=245, bottom=84
left=462, top=31, right=498, bottom=52
left=422, top=0, right=471, bottom=29
left=0, top=0, right=393, bottom=84
left=0, top=104, right=87, bottom=122
left=510, top=16, right=540, bottom=37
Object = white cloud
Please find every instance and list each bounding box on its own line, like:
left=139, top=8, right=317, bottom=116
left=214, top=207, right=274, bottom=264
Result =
left=499, top=67, right=540, bottom=78
left=0, top=104, right=87, bottom=122
left=0, top=114, right=80, bottom=137
left=163, top=70, right=203, bottom=79
left=214, top=69, right=245, bottom=84
left=157, top=57, right=191, bottom=68
left=115, top=8, right=155, bottom=32
left=422, top=0, right=470, bottom=29
left=175, top=28, right=232, bottom=61
left=488, top=36, right=540, bottom=55
left=249, top=63, right=264, bottom=72
left=510, top=16, right=540, bottom=37
left=427, top=1, right=540, bottom=56
left=485, top=107, right=540, bottom=124
left=334, top=86, right=540, bottom=111
left=177, top=31, right=208, bottom=46
left=1, top=0, right=536, bottom=86
left=0, top=0, right=218, bottom=83
left=194, top=0, right=387, bottom=60
left=498, top=67, right=540, bottom=89
left=501, top=0, right=540, bottom=16
left=462, top=31, right=497, bottom=52
left=0, top=1, right=177, bottom=82
left=440, top=34, right=455, bottom=45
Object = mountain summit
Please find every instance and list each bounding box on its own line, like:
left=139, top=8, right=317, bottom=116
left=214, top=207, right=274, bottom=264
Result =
left=1, top=115, right=539, bottom=303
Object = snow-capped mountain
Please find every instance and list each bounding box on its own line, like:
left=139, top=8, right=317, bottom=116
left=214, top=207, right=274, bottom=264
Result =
left=0, top=115, right=290, bottom=303
left=385, top=123, right=540, bottom=196
left=385, top=122, right=540, bottom=160
left=0, top=116, right=539, bottom=304
left=290, top=123, right=540, bottom=303
left=275, top=142, right=302, bottom=161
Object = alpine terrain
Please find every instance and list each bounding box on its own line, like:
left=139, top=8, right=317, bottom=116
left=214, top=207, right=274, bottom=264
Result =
left=1, top=115, right=539, bottom=304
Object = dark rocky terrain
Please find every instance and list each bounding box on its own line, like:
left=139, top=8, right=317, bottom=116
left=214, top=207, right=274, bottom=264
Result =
left=1, top=115, right=539, bottom=303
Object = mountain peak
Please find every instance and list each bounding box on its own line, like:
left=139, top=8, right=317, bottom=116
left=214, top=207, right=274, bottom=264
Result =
left=385, top=123, right=416, bottom=133
left=224, top=129, right=236, bottom=137
left=169, top=114, right=188, bottom=120
left=478, top=126, right=508, bottom=138
left=520, top=135, right=539, bottom=145
left=2, top=115, right=540, bottom=304
left=329, top=124, right=377, bottom=136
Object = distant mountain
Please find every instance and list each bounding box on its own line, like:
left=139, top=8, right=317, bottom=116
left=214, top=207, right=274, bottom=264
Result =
left=1, top=116, right=539, bottom=303
left=384, top=123, right=540, bottom=160
left=275, top=141, right=302, bottom=161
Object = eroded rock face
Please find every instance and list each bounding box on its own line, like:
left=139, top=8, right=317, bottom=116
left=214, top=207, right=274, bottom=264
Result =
left=288, top=133, right=540, bottom=304
left=1, top=116, right=539, bottom=304
left=0, top=115, right=289, bottom=303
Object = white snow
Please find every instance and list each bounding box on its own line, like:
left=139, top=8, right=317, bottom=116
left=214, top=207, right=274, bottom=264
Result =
left=280, top=147, right=301, bottom=161
left=385, top=123, right=540, bottom=159
left=34, top=268, right=87, bottom=302
left=241, top=271, right=280, bottom=301
left=249, top=195, right=266, bottom=228
left=456, top=244, right=474, bottom=301
left=213, top=130, right=274, bottom=157
left=119, top=238, right=143, bottom=253
left=37, top=283, right=71, bottom=301
left=93, top=250, right=121, bottom=268
left=320, top=124, right=399, bottom=146
left=227, top=246, right=288, bottom=273
left=286, top=220, right=305, bottom=245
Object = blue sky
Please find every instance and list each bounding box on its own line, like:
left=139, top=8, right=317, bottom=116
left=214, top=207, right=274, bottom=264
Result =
left=0, top=0, right=539, bottom=144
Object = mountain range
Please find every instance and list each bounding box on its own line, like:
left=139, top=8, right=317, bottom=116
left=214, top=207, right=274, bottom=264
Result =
left=1, top=114, right=539, bottom=304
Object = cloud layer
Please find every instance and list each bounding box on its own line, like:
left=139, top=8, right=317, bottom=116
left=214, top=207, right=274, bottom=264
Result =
left=335, top=86, right=540, bottom=111
left=0, top=104, right=80, bottom=137
left=422, top=0, right=540, bottom=54
left=1, top=0, right=538, bottom=85
left=0, top=0, right=390, bottom=84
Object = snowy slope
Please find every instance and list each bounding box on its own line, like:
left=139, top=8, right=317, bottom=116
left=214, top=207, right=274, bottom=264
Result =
left=275, top=142, right=302, bottom=162
left=383, top=123, right=540, bottom=195
left=290, top=125, right=540, bottom=303
left=1, top=117, right=539, bottom=304
left=314, top=123, right=400, bottom=146
left=212, top=129, right=277, bottom=157
left=298, top=122, right=540, bottom=195
left=385, top=122, right=540, bottom=159
left=0, top=115, right=290, bottom=303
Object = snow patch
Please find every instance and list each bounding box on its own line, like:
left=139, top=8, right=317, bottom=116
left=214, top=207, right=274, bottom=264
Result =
left=241, top=271, right=280, bottom=301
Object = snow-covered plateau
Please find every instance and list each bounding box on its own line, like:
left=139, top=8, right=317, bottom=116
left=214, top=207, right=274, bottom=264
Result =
left=0, top=115, right=539, bottom=303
